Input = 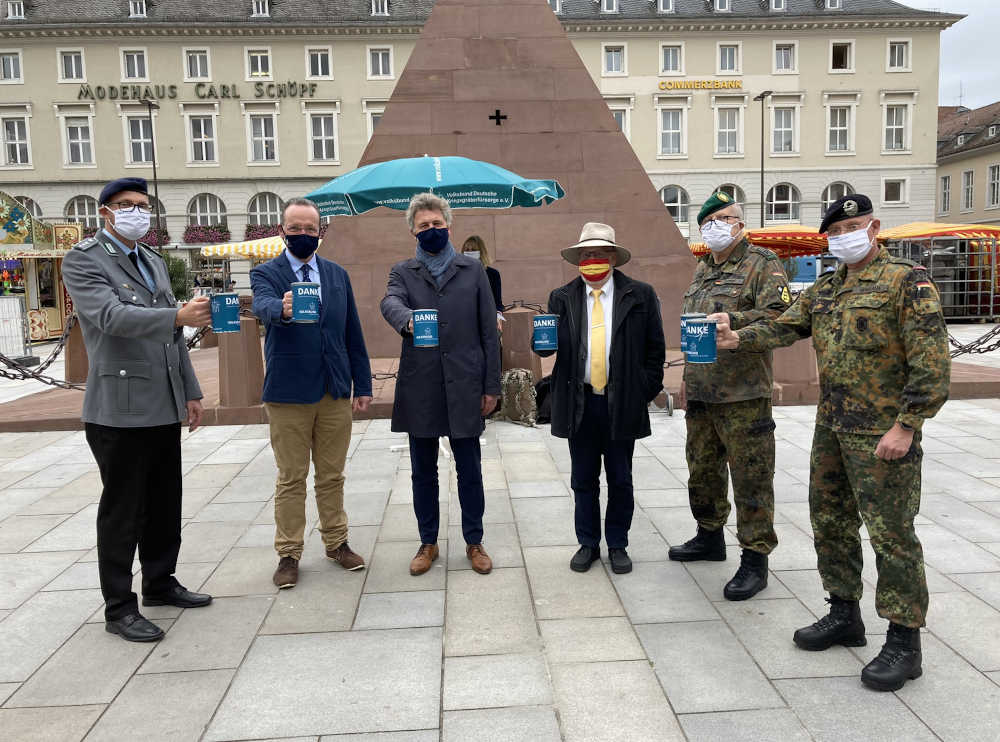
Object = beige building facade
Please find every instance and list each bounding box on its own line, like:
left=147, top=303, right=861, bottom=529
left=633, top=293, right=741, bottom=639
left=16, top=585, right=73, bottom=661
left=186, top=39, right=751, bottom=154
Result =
left=936, top=102, right=1000, bottom=226
left=0, top=0, right=961, bottom=259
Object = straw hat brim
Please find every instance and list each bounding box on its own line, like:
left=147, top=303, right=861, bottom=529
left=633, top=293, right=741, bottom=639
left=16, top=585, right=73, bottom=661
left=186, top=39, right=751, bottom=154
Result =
left=560, top=241, right=632, bottom=267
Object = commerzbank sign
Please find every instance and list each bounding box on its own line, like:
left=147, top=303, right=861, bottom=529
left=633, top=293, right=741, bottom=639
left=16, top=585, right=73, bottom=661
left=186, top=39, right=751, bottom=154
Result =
left=658, top=80, right=743, bottom=90
left=77, top=80, right=321, bottom=102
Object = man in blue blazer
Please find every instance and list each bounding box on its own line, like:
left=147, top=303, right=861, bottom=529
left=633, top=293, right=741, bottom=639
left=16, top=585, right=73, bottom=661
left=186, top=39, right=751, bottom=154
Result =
left=251, top=198, right=373, bottom=589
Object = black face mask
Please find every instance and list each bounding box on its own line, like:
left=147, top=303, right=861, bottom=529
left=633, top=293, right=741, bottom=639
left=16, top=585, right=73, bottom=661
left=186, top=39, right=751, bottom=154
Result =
left=416, top=227, right=449, bottom=254
left=285, top=233, right=319, bottom=260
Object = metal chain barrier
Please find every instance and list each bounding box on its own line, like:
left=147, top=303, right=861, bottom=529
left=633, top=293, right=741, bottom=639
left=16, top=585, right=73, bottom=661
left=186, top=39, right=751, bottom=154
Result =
left=949, top=325, right=1000, bottom=358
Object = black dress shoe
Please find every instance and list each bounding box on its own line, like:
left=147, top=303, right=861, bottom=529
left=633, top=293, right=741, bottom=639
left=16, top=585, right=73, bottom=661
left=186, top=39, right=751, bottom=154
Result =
left=106, top=613, right=164, bottom=642
left=570, top=545, right=600, bottom=572
left=142, top=585, right=213, bottom=608
left=723, top=549, right=768, bottom=601
left=608, top=548, right=633, bottom=574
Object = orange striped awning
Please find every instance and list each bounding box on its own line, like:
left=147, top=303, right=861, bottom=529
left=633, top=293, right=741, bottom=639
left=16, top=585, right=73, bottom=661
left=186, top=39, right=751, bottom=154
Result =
left=690, top=225, right=826, bottom=258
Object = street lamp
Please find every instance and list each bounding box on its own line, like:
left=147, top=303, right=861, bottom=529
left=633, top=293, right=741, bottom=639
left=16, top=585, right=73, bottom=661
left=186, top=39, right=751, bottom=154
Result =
left=142, top=99, right=162, bottom=234
left=753, top=90, right=773, bottom=228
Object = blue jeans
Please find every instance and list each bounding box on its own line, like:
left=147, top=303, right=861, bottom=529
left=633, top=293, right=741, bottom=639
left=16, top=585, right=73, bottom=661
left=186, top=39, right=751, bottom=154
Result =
left=568, top=391, right=635, bottom=549
left=408, top=435, right=485, bottom=545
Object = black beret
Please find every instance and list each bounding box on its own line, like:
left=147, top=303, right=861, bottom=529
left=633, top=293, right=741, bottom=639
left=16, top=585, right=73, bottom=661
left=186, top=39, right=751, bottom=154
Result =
left=99, top=177, right=148, bottom=205
left=820, top=194, right=873, bottom=233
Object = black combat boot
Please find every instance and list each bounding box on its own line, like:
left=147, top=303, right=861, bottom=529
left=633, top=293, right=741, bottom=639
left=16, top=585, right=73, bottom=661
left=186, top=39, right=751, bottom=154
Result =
left=668, top=526, right=726, bottom=562
left=723, top=549, right=768, bottom=601
left=792, top=595, right=866, bottom=651
left=861, top=623, right=922, bottom=692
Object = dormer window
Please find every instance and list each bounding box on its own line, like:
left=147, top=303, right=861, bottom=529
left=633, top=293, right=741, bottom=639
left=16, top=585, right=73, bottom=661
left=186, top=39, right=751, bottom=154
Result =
left=371, top=0, right=389, bottom=15
left=251, top=0, right=269, bottom=17
left=957, top=135, right=966, bottom=146
left=601, top=0, right=618, bottom=13
left=658, top=0, right=674, bottom=11
left=7, top=1, right=24, bottom=19
left=771, top=0, right=785, bottom=10
left=825, top=0, right=843, bottom=8
left=715, top=0, right=731, bottom=11
left=129, top=0, right=147, bottom=18
left=990, top=126, right=998, bottom=138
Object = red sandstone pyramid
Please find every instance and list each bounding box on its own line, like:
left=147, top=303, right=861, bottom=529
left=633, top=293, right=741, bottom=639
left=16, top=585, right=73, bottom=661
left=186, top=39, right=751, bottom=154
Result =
left=322, top=0, right=694, bottom=355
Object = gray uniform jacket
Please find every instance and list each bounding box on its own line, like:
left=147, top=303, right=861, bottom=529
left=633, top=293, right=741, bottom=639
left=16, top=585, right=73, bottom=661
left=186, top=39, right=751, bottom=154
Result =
left=61, top=230, right=202, bottom=428
left=380, top=253, right=501, bottom=439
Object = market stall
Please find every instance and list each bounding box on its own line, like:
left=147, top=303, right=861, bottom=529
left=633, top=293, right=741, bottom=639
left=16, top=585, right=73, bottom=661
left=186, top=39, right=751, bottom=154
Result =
left=197, top=236, right=286, bottom=295
left=689, top=225, right=827, bottom=258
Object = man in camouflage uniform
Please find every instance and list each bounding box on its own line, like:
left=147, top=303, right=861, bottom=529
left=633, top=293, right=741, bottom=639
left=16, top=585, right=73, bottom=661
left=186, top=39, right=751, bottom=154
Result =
left=669, top=191, right=791, bottom=601
left=714, top=194, right=950, bottom=692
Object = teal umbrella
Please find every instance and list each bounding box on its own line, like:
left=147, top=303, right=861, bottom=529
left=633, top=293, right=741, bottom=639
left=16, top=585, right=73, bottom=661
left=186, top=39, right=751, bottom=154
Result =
left=305, top=155, right=565, bottom=217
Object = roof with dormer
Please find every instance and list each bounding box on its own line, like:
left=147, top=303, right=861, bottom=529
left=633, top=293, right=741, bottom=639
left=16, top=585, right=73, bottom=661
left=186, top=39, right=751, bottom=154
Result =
left=938, top=102, right=1000, bottom=162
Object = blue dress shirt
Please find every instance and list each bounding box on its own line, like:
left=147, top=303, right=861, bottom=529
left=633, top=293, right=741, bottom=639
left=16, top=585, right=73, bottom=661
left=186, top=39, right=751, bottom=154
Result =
left=103, top=228, right=155, bottom=292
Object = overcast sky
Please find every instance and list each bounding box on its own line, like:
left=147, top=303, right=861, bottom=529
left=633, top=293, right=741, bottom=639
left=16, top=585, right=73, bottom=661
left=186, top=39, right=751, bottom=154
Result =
left=903, top=0, right=999, bottom=108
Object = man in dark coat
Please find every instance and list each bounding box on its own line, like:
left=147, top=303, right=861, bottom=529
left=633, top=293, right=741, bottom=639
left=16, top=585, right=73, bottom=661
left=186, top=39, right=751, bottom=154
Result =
left=536, top=223, right=666, bottom=574
left=380, top=193, right=501, bottom=577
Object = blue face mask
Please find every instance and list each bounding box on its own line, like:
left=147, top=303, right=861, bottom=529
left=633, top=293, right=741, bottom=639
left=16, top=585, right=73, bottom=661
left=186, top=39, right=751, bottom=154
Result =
left=416, top=227, right=449, bottom=254
left=284, top=233, right=319, bottom=260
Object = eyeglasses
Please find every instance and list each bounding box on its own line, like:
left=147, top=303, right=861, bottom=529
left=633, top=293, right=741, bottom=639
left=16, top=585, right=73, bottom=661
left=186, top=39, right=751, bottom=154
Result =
left=283, top=225, right=320, bottom=236
left=705, top=215, right=741, bottom=228
left=107, top=201, right=153, bottom=214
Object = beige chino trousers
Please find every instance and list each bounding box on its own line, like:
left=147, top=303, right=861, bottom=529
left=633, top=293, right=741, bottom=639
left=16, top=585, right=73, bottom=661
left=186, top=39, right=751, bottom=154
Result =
left=266, top=395, right=352, bottom=560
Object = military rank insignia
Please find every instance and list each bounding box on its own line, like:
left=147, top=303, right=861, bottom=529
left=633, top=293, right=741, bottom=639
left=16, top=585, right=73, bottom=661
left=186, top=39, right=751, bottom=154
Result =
left=103, top=244, right=116, bottom=256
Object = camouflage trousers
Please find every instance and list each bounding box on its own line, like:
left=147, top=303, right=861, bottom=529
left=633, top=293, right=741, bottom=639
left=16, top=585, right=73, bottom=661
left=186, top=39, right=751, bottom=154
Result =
left=684, top=397, right=777, bottom=554
left=810, top=424, right=928, bottom=628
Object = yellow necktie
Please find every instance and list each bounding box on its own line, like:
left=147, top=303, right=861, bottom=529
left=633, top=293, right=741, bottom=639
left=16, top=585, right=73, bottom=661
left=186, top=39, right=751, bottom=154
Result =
left=590, top=288, right=607, bottom=392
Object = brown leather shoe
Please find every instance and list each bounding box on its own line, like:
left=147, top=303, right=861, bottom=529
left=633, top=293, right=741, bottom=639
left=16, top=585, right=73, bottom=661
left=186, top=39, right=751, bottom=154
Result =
left=466, top=544, right=493, bottom=574
left=327, top=542, right=365, bottom=571
left=409, top=543, right=439, bottom=576
left=273, top=556, right=299, bottom=589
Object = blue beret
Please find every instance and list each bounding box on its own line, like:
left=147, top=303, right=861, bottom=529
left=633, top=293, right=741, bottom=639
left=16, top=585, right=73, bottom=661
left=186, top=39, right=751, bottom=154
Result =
left=820, top=194, right=873, bottom=233
left=99, top=177, right=148, bottom=205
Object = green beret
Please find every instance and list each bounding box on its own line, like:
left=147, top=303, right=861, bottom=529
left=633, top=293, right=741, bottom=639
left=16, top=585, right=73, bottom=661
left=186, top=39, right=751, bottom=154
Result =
left=697, top=191, right=737, bottom=226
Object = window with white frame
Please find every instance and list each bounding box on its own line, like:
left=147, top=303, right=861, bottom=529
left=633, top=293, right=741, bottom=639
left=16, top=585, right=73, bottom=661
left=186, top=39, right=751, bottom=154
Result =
left=988, top=165, right=1000, bottom=209
left=189, top=115, right=217, bottom=163
left=7, top=1, right=24, bottom=19
left=884, top=104, right=908, bottom=151
left=129, top=0, right=147, bottom=17
left=121, top=49, right=147, bottom=81
left=717, top=183, right=745, bottom=205
left=990, top=126, right=998, bottom=138
left=940, top=175, right=951, bottom=213
left=821, top=182, right=853, bottom=212
left=774, top=42, right=796, bottom=73
left=248, top=113, right=277, bottom=162
left=828, top=105, right=850, bottom=152
left=65, top=116, right=93, bottom=164
left=59, top=50, right=85, bottom=81
left=247, top=48, right=271, bottom=79
left=830, top=41, right=853, bottom=72
left=605, top=97, right=631, bottom=139
left=884, top=178, right=907, bottom=205
left=1, top=115, right=29, bottom=166
left=716, top=107, right=740, bottom=155
left=770, top=0, right=785, bottom=9
left=660, top=43, right=683, bottom=75
left=888, top=40, right=910, bottom=71
left=826, top=0, right=842, bottom=8
left=658, top=0, right=673, bottom=11
left=548, top=0, right=560, bottom=12
left=371, top=0, right=389, bottom=15
left=126, top=116, right=153, bottom=164
left=65, top=195, right=100, bottom=229
left=188, top=193, right=227, bottom=227
left=962, top=170, right=974, bottom=210
left=773, top=107, right=795, bottom=153
left=718, top=44, right=739, bottom=73
left=364, top=99, right=386, bottom=141
left=309, top=112, right=338, bottom=161
left=185, top=49, right=210, bottom=80
left=251, top=0, right=269, bottom=17
left=603, top=44, right=626, bottom=76
left=766, top=184, right=800, bottom=221
left=0, top=50, right=22, bottom=82
left=715, top=0, right=730, bottom=10
left=659, top=108, right=684, bottom=156
left=15, top=196, right=40, bottom=217
left=660, top=186, right=688, bottom=224
left=307, top=47, right=332, bottom=79
left=247, top=193, right=282, bottom=225
left=957, top=134, right=967, bottom=147
left=368, top=47, right=392, bottom=78
left=601, top=0, right=618, bottom=12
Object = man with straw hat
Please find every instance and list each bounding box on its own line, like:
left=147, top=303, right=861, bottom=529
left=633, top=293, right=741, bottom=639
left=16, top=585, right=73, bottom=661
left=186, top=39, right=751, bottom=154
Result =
left=535, top=223, right=665, bottom=575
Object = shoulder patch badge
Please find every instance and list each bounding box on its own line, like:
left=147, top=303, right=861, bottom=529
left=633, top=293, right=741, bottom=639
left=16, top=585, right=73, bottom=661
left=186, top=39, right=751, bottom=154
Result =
left=780, top=286, right=791, bottom=303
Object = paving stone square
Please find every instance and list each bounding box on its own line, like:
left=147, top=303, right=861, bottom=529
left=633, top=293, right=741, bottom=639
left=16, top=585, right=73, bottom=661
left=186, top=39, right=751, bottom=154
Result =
left=1, top=404, right=999, bottom=740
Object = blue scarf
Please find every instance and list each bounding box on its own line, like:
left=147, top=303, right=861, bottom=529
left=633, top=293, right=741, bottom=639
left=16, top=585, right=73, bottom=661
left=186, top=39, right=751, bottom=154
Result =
left=416, top=241, right=456, bottom=287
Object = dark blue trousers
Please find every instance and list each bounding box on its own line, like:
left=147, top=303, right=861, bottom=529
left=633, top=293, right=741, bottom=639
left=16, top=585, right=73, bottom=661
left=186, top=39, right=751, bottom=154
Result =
left=568, top=391, right=635, bottom=549
left=408, top=435, right=485, bottom=545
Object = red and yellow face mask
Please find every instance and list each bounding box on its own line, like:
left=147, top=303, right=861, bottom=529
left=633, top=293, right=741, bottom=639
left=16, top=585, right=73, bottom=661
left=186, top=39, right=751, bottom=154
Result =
left=579, top=258, right=611, bottom=284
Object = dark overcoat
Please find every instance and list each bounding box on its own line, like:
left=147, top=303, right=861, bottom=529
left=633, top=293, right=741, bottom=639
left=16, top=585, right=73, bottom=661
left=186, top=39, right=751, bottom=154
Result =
left=536, top=271, right=666, bottom=440
left=380, top=253, right=501, bottom=438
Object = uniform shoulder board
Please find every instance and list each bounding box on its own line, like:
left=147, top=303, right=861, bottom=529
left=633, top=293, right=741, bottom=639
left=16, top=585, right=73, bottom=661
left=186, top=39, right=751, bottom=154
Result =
left=888, top=255, right=916, bottom=268
left=138, top=242, right=164, bottom=259
left=73, top=237, right=99, bottom=251
left=748, top=245, right=779, bottom=261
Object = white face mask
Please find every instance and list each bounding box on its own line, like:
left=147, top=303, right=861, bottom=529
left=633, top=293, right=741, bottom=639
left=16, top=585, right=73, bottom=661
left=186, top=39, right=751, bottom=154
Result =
left=827, top=222, right=874, bottom=264
left=700, top=219, right=738, bottom=253
left=111, top=208, right=151, bottom=241
left=465, top=250, right=480, bottom=261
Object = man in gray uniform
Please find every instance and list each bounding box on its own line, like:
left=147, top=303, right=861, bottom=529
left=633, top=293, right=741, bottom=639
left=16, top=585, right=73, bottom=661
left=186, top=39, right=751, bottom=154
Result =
left=62, top=177, right=214, bottom=642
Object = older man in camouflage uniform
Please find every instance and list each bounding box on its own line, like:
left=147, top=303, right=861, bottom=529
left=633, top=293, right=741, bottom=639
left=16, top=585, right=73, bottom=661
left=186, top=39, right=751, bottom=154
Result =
left=714, top=193, right=950, bottom=692
left=670, top=191, right=790, bottom=601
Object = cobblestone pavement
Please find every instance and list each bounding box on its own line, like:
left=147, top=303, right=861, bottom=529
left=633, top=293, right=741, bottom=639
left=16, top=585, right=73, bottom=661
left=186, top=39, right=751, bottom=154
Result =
left=1, top=403, right=999, bottom=742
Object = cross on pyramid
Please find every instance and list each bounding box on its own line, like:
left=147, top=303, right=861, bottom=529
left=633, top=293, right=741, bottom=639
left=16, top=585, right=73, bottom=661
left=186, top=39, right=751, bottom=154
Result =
left=322, top=0, right=694, bottom=356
